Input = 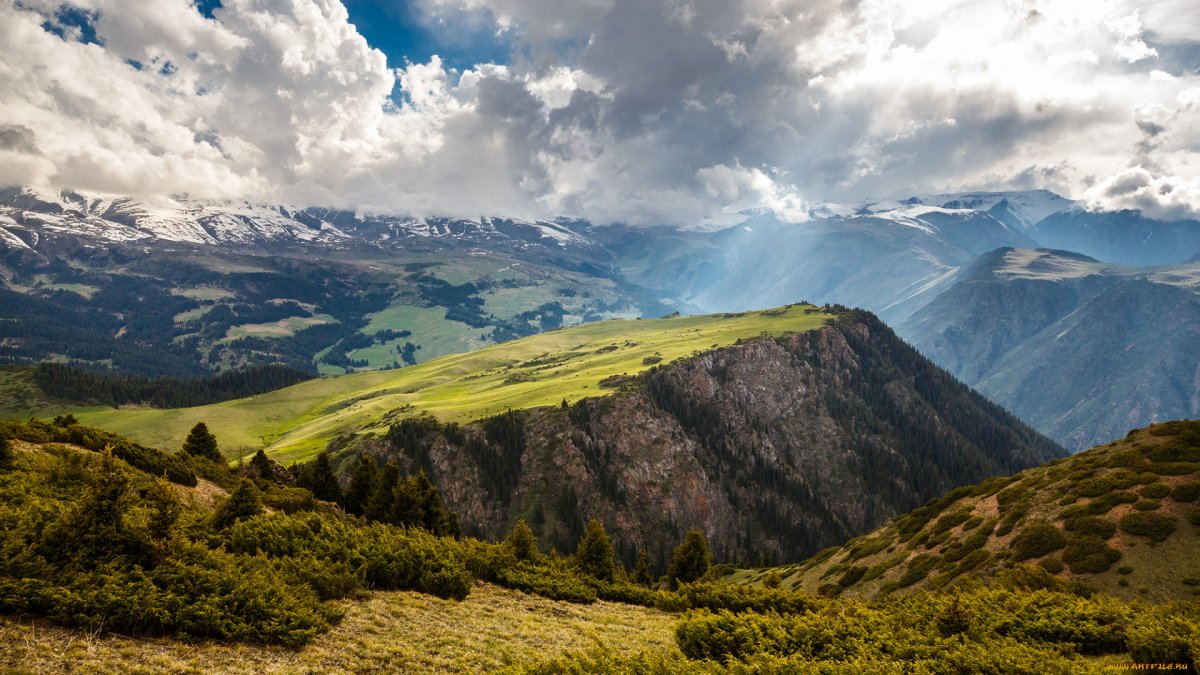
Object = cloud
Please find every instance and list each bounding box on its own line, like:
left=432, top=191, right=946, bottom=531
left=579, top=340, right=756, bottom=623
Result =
left=3, top=0, right=1200, bottom=222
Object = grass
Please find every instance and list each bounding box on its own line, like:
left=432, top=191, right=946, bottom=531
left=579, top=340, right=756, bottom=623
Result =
left=0, top=583, right=677, bottom=674
left=31, top=274, right=99, bottom=298
left=41, top=304, right=832, bottom=463
left=359, top=305, right=490, bottom=363
left=222, top=314, right=338, bottom=342
left=171, top=286, right=237, bottom=300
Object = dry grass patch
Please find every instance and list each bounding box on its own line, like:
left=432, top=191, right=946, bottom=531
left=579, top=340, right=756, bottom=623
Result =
left=0, top=583, right=677, bottom=674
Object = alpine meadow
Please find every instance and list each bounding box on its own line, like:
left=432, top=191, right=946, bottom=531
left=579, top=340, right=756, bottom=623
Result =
left=2, top=0, right=1200, bottom=672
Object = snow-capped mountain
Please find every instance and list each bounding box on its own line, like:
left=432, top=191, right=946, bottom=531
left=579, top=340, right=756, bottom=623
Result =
left=0, top=186, right=599, bottom=257
left=919, top=189, right=1075, bottom=229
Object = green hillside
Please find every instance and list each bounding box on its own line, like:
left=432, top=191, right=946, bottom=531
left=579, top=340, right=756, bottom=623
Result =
left=25, top=304, right=832, bottom=463
left=744, top=420, right=1200, bottom=603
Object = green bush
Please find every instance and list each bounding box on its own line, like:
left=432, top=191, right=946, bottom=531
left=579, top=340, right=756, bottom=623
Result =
left=1066, top=516, right=1117, bottom=540
left=1134, top=499, right=1162, bottom=512
left=1127, top=612, right=1197, bottom=667
left=1075, top=476, right=1115, bottom=498
left=1011, top=522, right=1067, bottom=561
left=1140, top=483, right=1171, bottom=498
left=1087, top=490, right=1138, bottom=514
left=1119, top=512, right=1177, bottom=542
left=1147, top=462, right=1199, bottom=476
left=1171, top=482, right=1200, bottom=503
left=1038, top=557, right=1064, bottom=574
left=897, top=554, right=937, bottom=588
left=1062, top=535, right=1121, bottom=574
left=837, top=566, right=867, bottom=587
left=657, top=582, right=821, bottom=615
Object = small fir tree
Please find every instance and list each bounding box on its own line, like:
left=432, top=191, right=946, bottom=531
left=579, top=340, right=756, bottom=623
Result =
left=668, top=528, right=712, bottom=589
left=506, top=519, right=539, bottom=562
left=365, top=459, right=401, bottom=523
left=632, top=547, right=653, bottom=585
left=343, top=454, right=378, bottom=516
left=250, top=448, right=274, bottom=481
left=575, top=518, right=616, bottom=581
left=182, top=422, right=222, bottom=462
left=296, top=451, right=342, bottom=504
left=213, top=479, right=264, bottom=529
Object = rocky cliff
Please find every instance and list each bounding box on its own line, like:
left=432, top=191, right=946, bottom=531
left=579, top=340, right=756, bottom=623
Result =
left=363, top=311, right=1063, bottom=568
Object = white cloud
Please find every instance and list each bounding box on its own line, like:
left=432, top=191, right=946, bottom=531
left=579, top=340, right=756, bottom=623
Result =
left=3, top=0, right=1200, bottom=222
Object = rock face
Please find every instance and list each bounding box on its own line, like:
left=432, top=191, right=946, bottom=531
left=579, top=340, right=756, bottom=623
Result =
left=366, top=311, right=1063, bottom=568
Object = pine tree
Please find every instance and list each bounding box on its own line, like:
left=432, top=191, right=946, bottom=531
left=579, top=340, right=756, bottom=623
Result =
left=391, top=475, right=422, bottom=527
left=668, top=528, right=712, bottom=589
left=182, top=422, right=222, bottom=463
left=213, top=479, right=264, bottom=529
left=632, top=547, right=652, bottom=585
left=344, top=454, right=378, bottom=516
left=296, top=451, right=342, bottom=504
left=575, top=518, right=616, bottom=581
left=365, top=460, right=401, bottom=523
left=250, top=448, right=274, bottom=481
left=506, top=518, right=539, bottom=562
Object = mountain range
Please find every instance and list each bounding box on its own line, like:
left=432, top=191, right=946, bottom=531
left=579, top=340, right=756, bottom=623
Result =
left=2, top=184, right=1199, bottom=452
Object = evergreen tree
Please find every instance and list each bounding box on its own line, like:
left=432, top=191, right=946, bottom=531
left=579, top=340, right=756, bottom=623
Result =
left=391, top=474, right=423, bottom=527
left=343, top=454, right=378, bottom=516
left=632, top=547, right=652, bottom=585
left=506, top=518, right=539, bottom=562
left=0, top=432, right=11, bottom=465
left=250, top=448, right=274, bottom=482
left=575, top=518, right=616, bottom=581
left=365, top=459, right=401, bottom=523
left=213, top=479, right=264, bottom=529
left=296, top=451, right=342, bottom=504
left=668, top=528, right=712, bottom=589
left=411, top=470, right=457, bottom=535
left=182, top=422, right=222, bottom=463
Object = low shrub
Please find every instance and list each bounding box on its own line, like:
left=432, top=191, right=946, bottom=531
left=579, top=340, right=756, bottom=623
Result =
left=1146, top=462, right=1199, bottom=476
left=1134, top=499, right=1162, bottom=512
left=1119, top=512, right=1177, bottom=542
left=1066, top=516, right=1117, bottom=540
left=1140, top=483, right=1171, bottom=499
left=1171, top=482, right=1200, bottom=503
left=1062, top=535, right=1121, bottom=574
left=1011, top=522, right=1067, bottom=561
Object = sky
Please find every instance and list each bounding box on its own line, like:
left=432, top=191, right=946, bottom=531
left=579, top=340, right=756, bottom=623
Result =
left=1, top=0, right=1199, bottom=225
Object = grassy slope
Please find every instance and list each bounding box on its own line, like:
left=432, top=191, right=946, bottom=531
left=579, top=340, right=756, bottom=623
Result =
left=0, top=583, right=676, bottom=674
left=738, top=420, right=1200, bottom=603
left=41, top=304, right=831, bottom=463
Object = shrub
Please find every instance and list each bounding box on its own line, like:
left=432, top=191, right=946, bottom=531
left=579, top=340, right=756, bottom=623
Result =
left=1140, top=483, right=1171, bottom=499
left=1011, top=522, right=1067, bottom=561
left=1066, top=516, right=1117, bottom=540
left=1147, top=462, right=1199, bottom=476
left=1127, top=613, right=1198, bottom=667
left=897, top=554, right=937, bottom=588
left=1088, top=490, right=1138, bottom=514
left=260, top=486, right=318, bottom=513
left=657, top=582, right=820, bottom=615
left=1062, top=535, right=1121, bottom=574
left=837, top=566, right=867, bottom=587
left=1134, top=499, right=1162, bottom=512
left=1075, top=477, right=1115, bottom=498
left=1171, top=482, right=1200, bottom=503
left=1119, top=512, right=1177, bottom=542
left=1038, top=557, right=1065, bottom=574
